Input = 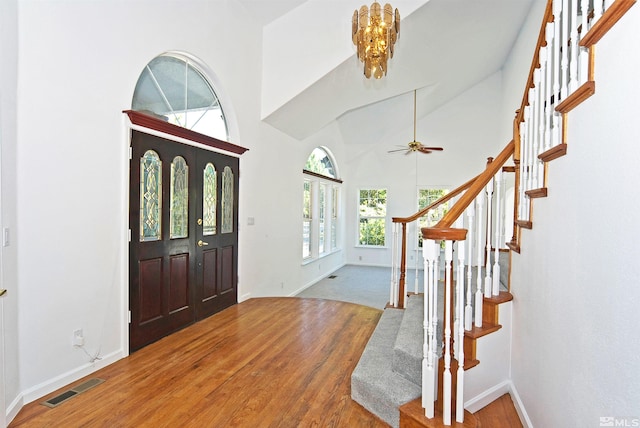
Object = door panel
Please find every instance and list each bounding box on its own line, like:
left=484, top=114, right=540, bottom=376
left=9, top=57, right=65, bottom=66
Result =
left=201, top=248, right=218, bottom=300
left=130, top=130, right=238, bottom=352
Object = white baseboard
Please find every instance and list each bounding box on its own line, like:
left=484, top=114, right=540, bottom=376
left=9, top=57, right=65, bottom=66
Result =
left=464, top=380, right=533, bottom=428
left=6, top=394, right=24, bottom=426
left=464, top=380, right=511, bottom=413
left=509, top=381, right=534, bottom=428
left=289, top=262, right=346, bottom=297
left=19, top=349, right=124, bottom=405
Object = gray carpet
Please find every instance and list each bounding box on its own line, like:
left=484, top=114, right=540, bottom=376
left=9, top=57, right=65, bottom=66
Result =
left=296, top=265, right=393, bottom=309
left=296, top=264, right=425, bottom=309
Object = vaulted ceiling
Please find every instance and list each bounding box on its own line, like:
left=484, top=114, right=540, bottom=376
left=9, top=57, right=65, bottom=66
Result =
left=238, top=0, right=535, bottom=143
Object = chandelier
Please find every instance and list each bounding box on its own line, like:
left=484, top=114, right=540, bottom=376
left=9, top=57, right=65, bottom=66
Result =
left=352, top=2, right=400, bottom=79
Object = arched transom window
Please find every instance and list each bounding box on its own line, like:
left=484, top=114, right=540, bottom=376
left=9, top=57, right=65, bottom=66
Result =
left=132, top=53, right=228, bottom=141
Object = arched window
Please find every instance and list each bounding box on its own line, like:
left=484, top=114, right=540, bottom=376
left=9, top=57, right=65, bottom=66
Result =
left=303, top=147, right=342, bottom=261
left=132, top=53, right=228, bottom=141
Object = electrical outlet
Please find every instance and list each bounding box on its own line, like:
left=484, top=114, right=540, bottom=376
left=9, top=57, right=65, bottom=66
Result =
left=73, top=329, right=84, bottom=347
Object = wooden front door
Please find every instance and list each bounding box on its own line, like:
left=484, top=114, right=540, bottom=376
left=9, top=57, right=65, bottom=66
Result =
left=129, top=130, right=239, bottom=352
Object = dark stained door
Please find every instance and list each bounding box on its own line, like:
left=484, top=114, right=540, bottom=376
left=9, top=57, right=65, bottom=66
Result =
left=129, top=130, right=238, bottom=351
left=194, top=149, right=239, bottom=319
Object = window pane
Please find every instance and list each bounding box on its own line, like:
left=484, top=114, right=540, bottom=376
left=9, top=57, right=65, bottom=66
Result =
left=303, top=181, right=312, bottom=219
left=203, top=163, right=217, bottom=236
left=132, top=54, right=228, bottom=141
left=304, top=147, right=336, bottom=178
left=359, top=218, right=385, bottom=246
left=140, top=150, right=162, bottom=242
left=358, top=188, right=386, bottom=246
left=170, top=156, right=189, bottom=239
left=417, top=188, right=450, bottom=247
left=331, top=187, right=338, bottom=250
left=221, top=166, right=234, bottom=234
left=319, top=184, right=325, bottom=254
left=303, top=220, right=311, bottom=258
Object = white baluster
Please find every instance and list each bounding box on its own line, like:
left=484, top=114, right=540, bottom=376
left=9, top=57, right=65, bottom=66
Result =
left=422, top=239, right=436, bottom=419
left=492, top=169, right=503, bottom=296
left=465, top=204, right=474, bottom=331
left=593, top=0, right=604, bottom=26
left=456, top=239, right=465, bottom=423
left=414, top=244, right=419, bottom=295
left=569, top=0, right=579, bottom=93
left=579, top=0, right=590, bottom=85
left=552, top=0, right=562, bottom=148
left=518, top=120, right=528, bottom=221
left=604, top=0, right=614, bottom=11
left=544, top=22, right=554, bottom=153
left=443, top=240, right=453, bottom=426
left=561, top=0, right=570, bottom=101
left=484, top=179, right=493, bottom=299
left=474, top=193, right=484, bottom=327
left=391, top=223, right=398, bottom=307
left=527, top=93, right=535, bottom=192
left=532, top=67, right=542, bottom=189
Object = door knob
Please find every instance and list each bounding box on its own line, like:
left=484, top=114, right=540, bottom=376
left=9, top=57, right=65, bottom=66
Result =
left=197, top=240, right=209, bottom=247
left=0, top=289, right=6, bottom=297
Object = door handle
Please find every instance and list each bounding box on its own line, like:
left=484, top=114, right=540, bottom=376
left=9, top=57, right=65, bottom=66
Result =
left=197, top=240, right=209, bottom=247
left=0, top=289, right=6, bottom=297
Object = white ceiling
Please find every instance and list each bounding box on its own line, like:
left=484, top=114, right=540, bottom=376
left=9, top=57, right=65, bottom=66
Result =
left=240, top=0, right=535, bottom=143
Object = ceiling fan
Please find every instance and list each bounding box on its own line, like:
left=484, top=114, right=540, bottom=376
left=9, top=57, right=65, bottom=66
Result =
left=388, top=90, right=444, bottom=155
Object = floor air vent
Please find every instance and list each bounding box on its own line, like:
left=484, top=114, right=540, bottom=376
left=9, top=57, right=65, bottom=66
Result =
left=41, top=378, right=105, bottom=408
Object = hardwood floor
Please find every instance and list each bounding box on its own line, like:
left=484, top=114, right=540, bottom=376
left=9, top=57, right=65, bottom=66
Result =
left=475, top=394, right=523, bottom=428
left=10, top=297, right=522, bottom=428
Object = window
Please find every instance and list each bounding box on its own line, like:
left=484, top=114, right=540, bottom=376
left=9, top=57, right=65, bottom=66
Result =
left=417, top=188, right=449, bottom=247
left=358, top=189, right=387, bottom=247
left=319, top=184, right=326, bottom=254
left=302, top=147, right=341, bottom=261
left=132, top=53, right=228, bottom=141
left=303, top=180, right=312, bottom=259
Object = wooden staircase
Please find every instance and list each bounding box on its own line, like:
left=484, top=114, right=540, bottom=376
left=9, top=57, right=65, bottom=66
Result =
left=354, top=0, right=637, bottom=426
left=398, top=290, right=513, bottom=428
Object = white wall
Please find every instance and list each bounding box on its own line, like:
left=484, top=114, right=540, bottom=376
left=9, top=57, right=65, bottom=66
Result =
left=509, top=4, right=640, bottom=426
left=344, top=72, right=505, bottom=267
left=10, top=0, right=347, bottom=419
left=0, top=0, right=20, bottom=423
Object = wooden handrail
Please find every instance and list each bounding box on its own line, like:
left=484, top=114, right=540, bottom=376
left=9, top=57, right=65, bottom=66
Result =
left=516, top=0, right=554, bottom=125
left=391, top=174, right=480, bottom=224
left=433, top=140, right=515, bottom=230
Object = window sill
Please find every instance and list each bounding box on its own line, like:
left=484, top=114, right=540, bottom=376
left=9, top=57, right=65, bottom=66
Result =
left=301, top=248, right=342, bottom=265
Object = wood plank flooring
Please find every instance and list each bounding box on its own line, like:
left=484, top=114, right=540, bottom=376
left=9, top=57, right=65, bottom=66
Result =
left=10, top=297, right=522, bottom=428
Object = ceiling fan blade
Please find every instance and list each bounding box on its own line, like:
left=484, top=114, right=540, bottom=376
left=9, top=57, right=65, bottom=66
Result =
left=387, top=148, right=407, bottom=153
left=422, top=146, right=444, bottom=151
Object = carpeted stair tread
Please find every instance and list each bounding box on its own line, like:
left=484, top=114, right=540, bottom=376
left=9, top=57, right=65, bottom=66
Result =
left=351, top=308, right=421, bottom=428
left=393, top=294, right=425, bottom=385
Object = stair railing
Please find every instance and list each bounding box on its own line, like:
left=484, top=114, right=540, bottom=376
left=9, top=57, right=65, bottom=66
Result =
left=510, top=0, right=636, bottom=251
left=389, top=175, right=479, bottom=309
left=418, top=0, right=638, bottom=424
left=421, top=141, right=515, bottom=424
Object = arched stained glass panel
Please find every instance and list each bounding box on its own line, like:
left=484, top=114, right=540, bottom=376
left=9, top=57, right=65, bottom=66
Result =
left=221, top=166, right=234, bottom=234
left=170, top=156, right=189, bottom=239
left=203, top=163, right=217, bottom=236
left=140, top=150, right=162, bottom=241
